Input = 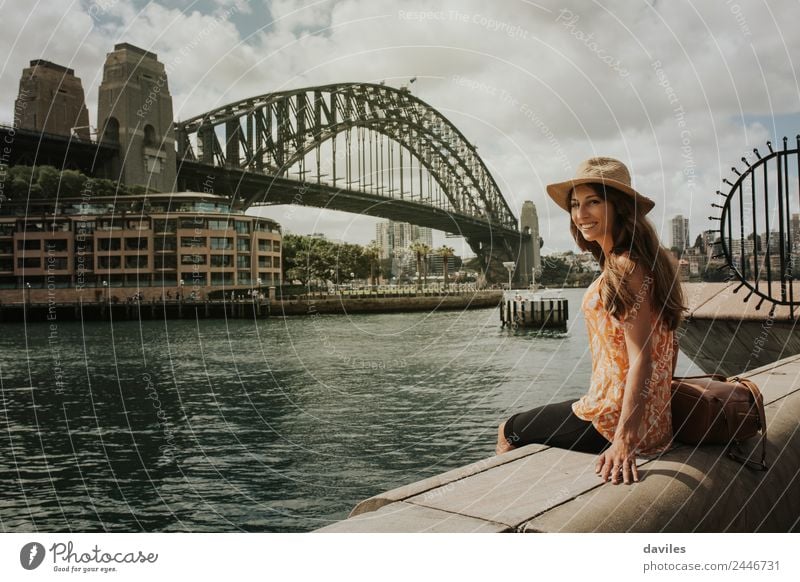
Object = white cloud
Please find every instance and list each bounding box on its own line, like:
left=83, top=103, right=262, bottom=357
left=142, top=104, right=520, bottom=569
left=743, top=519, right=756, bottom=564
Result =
left=1, top=0, right=798, bottom=251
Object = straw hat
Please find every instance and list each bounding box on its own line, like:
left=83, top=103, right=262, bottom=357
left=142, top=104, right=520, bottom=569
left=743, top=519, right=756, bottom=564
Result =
left=546, top=157, right=655, bottom=215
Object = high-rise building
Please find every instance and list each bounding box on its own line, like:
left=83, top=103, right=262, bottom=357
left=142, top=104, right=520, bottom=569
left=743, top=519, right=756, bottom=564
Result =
left=671, top=215, right=690, bottom=251
left=374, top=220, right=433, bottom=258
left=791, top=213, right=799, bottom=252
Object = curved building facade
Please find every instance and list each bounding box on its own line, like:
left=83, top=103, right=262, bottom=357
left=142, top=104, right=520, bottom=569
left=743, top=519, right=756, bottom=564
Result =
left=0, top=192, right=282, bottom=302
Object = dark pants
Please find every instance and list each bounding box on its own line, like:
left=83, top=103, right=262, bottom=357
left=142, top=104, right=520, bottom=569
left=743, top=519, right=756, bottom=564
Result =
left=503, top=399, right=610, bottom=454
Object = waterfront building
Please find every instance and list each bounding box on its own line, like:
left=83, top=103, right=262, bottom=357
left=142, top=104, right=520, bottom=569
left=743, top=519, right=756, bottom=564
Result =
left=0, top=192, right=282, bottom=302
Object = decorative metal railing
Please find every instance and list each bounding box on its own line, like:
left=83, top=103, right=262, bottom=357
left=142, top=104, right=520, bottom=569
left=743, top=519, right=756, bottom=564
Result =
left=716, top=137, right=800, bottom=318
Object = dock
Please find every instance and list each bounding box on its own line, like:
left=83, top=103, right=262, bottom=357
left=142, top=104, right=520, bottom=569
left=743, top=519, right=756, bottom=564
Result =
left=316, top=353, right=800, bottom=532
left=499, top=296, right=569, bottom=329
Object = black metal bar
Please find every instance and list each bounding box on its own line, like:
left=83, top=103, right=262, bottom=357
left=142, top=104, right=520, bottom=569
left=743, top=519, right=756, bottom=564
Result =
left=727, top=182, right=733, bottom=277
left=782, top=138, right=793, bottom=312
left=738, top=182, right=746, bottom=279
left=750, top=163, right=758, bottom=289
left=763, top=159, right=772, bottom=293
left=777, top=150, right=787, bottom=302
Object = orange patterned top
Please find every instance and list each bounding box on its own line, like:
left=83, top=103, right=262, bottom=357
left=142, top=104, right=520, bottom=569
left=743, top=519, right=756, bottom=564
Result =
left=572, top=270, right=674, bottom=456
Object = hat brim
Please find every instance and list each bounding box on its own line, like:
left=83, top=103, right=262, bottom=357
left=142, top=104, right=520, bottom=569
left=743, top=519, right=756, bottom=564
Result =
left=546, top=177, right=655, bottom=215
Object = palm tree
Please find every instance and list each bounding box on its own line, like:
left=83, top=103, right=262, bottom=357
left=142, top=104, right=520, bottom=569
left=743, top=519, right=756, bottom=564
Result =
left=364, top=242, right=381, bottom=287
left=436, top=245, right=455, bottom=289
left=409, top=241, right=430, bottom=290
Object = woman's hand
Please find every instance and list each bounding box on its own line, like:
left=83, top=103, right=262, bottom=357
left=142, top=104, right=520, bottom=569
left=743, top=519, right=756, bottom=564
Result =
left=595, top=437, right=639, bottom=485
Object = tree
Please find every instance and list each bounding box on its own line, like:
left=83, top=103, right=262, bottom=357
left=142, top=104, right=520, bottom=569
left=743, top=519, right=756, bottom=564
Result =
left=409, top=241, right=430, bottom=290
left=436, top=245, right=455, bottom=289
left=35, top=165, right=60, bottom=197
left=539, top=256, right=571, bottom=286
left=363, top=242, right=381, bottom=286
left=60, top=169, right=87, bottom=197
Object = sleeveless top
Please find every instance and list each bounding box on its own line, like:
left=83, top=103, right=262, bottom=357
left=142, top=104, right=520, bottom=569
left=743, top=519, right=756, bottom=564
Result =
left=572, top=271, right=674, bottom=456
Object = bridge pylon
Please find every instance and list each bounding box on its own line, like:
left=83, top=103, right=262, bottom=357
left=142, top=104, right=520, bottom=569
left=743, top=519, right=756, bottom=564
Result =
left=98, top=43, right=176, bottom=192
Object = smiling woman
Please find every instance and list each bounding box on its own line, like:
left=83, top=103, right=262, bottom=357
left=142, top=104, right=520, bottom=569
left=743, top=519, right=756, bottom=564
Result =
left=496, top=157, right=686, bottom=486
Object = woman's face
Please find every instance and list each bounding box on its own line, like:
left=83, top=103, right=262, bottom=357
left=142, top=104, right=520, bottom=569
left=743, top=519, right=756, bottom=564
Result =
left=570, top=184, right=616, bottom=247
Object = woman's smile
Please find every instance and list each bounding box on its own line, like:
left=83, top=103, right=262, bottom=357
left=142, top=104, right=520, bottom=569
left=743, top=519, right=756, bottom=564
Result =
left=570, top=184, right=615, bottom=251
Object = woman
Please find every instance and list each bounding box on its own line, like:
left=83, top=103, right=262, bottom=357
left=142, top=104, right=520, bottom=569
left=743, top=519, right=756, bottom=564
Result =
left=495, top=157, right=686, bottom=485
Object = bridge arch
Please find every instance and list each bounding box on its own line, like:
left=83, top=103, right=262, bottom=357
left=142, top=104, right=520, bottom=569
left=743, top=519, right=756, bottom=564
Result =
left=174, top=83, right=517, bottom=233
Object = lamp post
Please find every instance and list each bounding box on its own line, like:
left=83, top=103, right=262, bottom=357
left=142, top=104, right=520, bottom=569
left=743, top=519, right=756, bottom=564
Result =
left=179, top=279, right=185, bottom=302
left=26, top=282, right=31, bottom=305
left=102, top=280, right=108, bottom=303
left=502, top=261, right=516, bottom=291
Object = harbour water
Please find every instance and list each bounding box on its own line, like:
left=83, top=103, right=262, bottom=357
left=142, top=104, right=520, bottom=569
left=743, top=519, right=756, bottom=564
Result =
left=0, top=288, right=702, bottom=532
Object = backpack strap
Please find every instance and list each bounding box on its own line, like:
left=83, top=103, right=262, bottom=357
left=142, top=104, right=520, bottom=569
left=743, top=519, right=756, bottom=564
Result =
left=728, top=376, right=768, bottom=471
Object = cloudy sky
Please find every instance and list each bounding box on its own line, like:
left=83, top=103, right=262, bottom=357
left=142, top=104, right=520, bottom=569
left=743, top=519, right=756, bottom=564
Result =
left=1, top=0, right=798, bottom=255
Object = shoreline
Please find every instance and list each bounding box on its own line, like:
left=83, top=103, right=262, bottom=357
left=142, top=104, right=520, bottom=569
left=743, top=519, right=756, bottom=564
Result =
left=0, top=290, right=504, bottom=322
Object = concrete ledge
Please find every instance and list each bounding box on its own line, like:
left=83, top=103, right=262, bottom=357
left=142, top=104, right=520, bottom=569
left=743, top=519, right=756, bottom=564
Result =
left=680, top=282, right=800, bottom=375
left=316, top=354, right=800, bottom=533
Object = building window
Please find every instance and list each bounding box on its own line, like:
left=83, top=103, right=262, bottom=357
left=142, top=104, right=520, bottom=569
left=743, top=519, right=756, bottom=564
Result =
left=98, top=238, right=121, bottom=251
left=181, top=236, right=207, bottom=248
left=127, top=220, right=150, bottom=230
left=273, top=241, right=281, bottom=253
left=154, top=237, right=176, bottom=251
left=234, top=220, right=250, bottom=234
left=98, top=219, right=123, bottom=230
left=0, top=258, right=14, bottom=271
left=48, top=257, right=69, bottom=270
left=258, top=240, right=271, bottom=252
left=181, top=254, right=206, bottom=265
left=97, top=256, right=121, bottom=269
left=74, top=255, right=93, bottom=271
left=125, top=237, right=148, bottom=250
left=210, top=237, right=233, bottom=250
left=17, top=257, right=41, bottom=269
left=237, top=270, right=251, bottom=284
left=211, top=272, right=234, bottom=286
left=125, top=256, right=148, bottom=269
left=155, top=255, right=177, bottom=269
left=143, top=124, right=157, bottom=147
left=237, top=254, right=250, bottom=269
left=258, top=256, right=270, bottom=268
left=237, top=238, right=250, bottom=252
left=103, top=117, right=120, bottom=143
left=46, top=239, right=69, bottom=252
left=0, top=224, right=15, bottom=236
left=153, top=219, right=176, bottom=233
left=17, top=239, right=41, bottom=250
left=208, top=219, right=230, bottom=231
left=183, top=271, right=207, bottom=285
left=0, top=241, right=13, bottom=254
left=179, top=218, right=203, bottom=229
left=210, top=254, right=233, bottom=267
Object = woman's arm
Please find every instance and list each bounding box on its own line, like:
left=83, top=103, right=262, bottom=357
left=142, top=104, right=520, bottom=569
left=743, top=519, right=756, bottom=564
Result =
left=595, top=259, right=654, bottom=485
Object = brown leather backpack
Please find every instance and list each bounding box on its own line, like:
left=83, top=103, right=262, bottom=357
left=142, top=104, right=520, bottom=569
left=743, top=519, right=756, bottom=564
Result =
left=670, top=374, right=767, bottom=471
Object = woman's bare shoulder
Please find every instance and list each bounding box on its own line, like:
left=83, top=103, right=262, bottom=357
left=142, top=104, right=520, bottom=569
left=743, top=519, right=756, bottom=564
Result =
left=614, top=252, right=649, bottom=290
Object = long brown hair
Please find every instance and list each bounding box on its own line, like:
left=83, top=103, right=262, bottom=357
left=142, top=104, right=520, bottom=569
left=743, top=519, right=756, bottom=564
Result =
left=568, top=183, right=686, bottom=330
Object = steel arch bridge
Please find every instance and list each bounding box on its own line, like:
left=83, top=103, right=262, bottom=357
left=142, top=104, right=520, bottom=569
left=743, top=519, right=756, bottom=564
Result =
left=173, top=82, right=528, bottom=279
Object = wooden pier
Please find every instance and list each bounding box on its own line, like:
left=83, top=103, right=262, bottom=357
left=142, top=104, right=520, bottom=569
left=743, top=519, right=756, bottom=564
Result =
left=500, top=296, right=569, bottom=330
